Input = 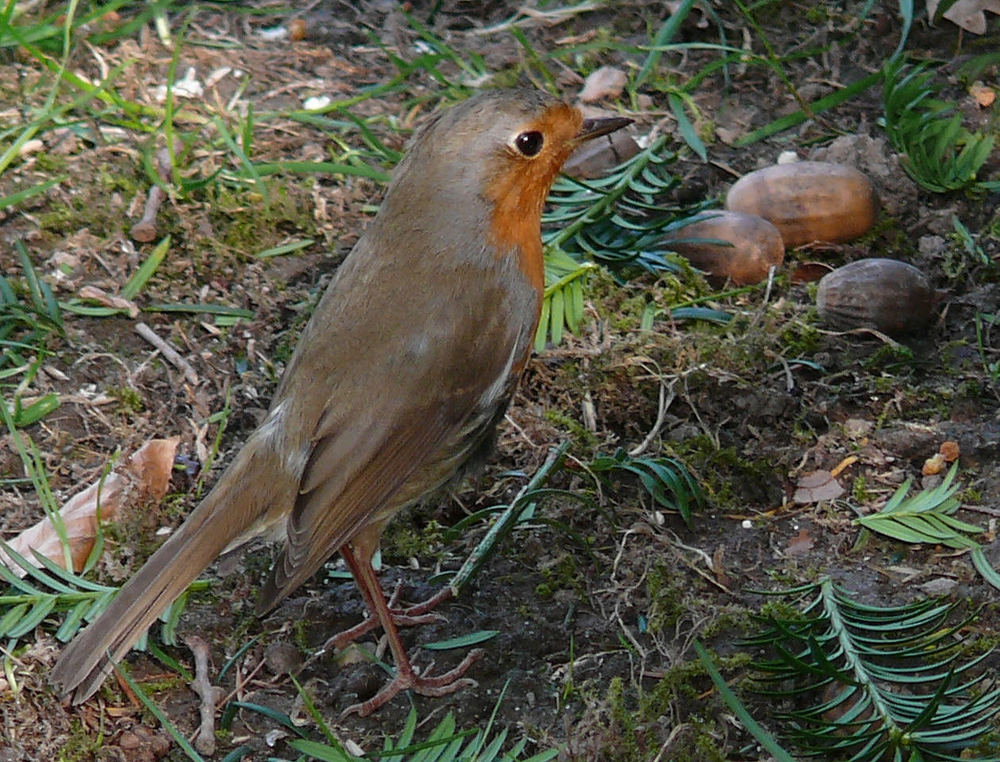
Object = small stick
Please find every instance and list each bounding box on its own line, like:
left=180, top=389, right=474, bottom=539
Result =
left=130, top=186, right=167, bottom=242
left=184, top=636, right=223, bottom=756
left=131, top=138, right=182, bottom=242
left=135, top=322, right=199, bottom=385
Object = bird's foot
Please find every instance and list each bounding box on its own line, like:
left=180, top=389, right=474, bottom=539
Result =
left=342, top=647, right=483, bottom=717
left=326, top=583, right=454, bottom=652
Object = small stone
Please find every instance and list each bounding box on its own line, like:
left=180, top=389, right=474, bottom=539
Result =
left=264, top=641, right=304, bottom=675
left=843, top=418, right=873, bottom=439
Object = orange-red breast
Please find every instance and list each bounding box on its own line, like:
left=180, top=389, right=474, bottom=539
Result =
left=50, top=89, right=631, bottom=715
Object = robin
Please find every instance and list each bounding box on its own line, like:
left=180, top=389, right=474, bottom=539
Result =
left=50, top=89, right=631, bottom=716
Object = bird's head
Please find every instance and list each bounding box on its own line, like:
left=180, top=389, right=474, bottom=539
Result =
left=386, top=90, right=632, bottom=289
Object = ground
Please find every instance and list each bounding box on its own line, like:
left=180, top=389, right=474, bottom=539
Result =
left=1, top=2, right=1000, bottom=761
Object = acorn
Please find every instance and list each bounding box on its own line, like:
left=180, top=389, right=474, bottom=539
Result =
left=726, top=161, right=879, bottom=247
left=664, top=210, right=784, bottom=285
left=816, top=259, right=935, bottom=336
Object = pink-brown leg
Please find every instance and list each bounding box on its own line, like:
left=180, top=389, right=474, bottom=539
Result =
left=337, top=544, right=481, bottom=717
left=326, top=580, right=453, bottom=651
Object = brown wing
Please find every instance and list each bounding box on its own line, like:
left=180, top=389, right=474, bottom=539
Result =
left=255, top=239, right=540, bottom=609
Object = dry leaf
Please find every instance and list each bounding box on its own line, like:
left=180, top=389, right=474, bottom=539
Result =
left=1, top=438, right=178, bottom=575
left=578, top=66, right=627, bottom=102
left=78, top=285, right=140, bottom=318
left=786, top=528, right=815, bottom=556
left=969, top=81, right=996, bottom=107
left=923, top=452, right=947, bottom=476
left=793, top=470, right=845, bottom=504
left=940, top=440, right=960, bottom=462
left=712, top=545, right=731, bottom=587
left=790, top=261, right=834, bottom=284
left=930, top=0, right=1000, bottom=33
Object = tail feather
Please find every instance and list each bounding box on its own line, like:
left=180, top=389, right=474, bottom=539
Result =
left=49, top=475, right=263, bottom=703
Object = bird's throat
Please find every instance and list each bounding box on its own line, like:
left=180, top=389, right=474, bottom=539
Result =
left=485, top=174, right=551, bottom=294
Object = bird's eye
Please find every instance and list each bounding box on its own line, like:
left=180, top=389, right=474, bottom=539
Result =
left=513, top=130, right=544, bottom=157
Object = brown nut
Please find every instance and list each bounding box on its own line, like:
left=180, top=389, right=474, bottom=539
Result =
left=725, top=161, right=879, bottom=247
left=665, top=211, right=784, bottom=285
left=563, top=131, right=640, bottom=179
left=816, top=258, right=934, bottom=336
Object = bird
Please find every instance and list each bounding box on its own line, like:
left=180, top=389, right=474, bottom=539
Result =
left=50, top=88, right=632, bottom=716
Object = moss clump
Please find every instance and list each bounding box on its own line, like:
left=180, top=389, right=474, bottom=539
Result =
left=381, top=518, right=442, bottom=561
left=538, top=553, right=583, bottom=599
left=606, top=676, right=642, bottom=761
left=779, top=320, right=821, bottom=356
left=645, top=563, right=685, bottom=633
left=544, top=409, right=599, bottom=449
left=671, top=436, right=780, bottom=509
left=108, top=385, right=144, bottom=413
left=55, top=720, right=103, bottom=762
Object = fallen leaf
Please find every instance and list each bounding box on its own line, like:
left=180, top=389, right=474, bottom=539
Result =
left=1, top=438, right=178, bottom=575
left=793, top=470, right=845, bottom=504
left=790, top=261, right=834, bottom=284
left=79, top=285, right=140, bottom=318
left=786, top=528, right=815, bottom=556
left=920, top=577, right=959, bottom=595
left=923, top=452, right=947, bottom=475
left=843, top=418, right=873, bottom=439
left=969, top=80, right=996, bottom=107
left=712, top=545, right=731, bottom=587
left=578, top=66, right=627, bottom=102
left=940, top=440, right=960, bottom=462
left=939, top=0, right=1000, bottom=33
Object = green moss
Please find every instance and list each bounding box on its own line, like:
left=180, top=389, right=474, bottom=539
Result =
left=544, top=409, right=598, bottom=449
left=698, top=606, right=753, bottom=639
left=211, top=181, right=318, bottom=257
left=779, top=320, right=821, bottom=356
left=606, top=676, right=642, bottom=761
left=852, top=475, right=871, bottom=502
left=108, top=385, right=144, bottom=413
left=863, top=342, right=916, bottom=371
left=804, top=6, right=828, bottom=22
left=381, top=518, right=442, bottom=561
left=538, top=553, right=583, bottom=598
left=671, top=436, right=779, bottom=509
left=646, top=563, right=685, bottom=633
left=639, top=659, right=704, bottom=717
left=56, top=720, right=103, bottom=761
left=34, top=152, right=69, bottom=173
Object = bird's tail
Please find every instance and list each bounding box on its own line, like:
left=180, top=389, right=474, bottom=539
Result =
left=49, top=465, right=268, bottom=704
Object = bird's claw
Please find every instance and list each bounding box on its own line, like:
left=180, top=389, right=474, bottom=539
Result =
left=325, top=583, right=454, bottom=652
left=342, top=648, right=484, bottom=717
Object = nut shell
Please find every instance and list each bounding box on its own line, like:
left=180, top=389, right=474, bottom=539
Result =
left=725, top=161, right=879, bottom=247
left=816, top=258, right=934, bottom=336
left=665, top=211, right=784, bottom=285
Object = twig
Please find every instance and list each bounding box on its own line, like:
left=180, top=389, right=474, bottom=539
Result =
left=131, top=138, right=182, bottom=242
left=135, top=322, right=199, bottom=385
left=629, top=377, right=677, bottom=457
left=184, top=636, right=223, bottom=756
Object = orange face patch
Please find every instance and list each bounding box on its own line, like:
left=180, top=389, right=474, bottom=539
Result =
left=483, top=102, right=583, bottom=294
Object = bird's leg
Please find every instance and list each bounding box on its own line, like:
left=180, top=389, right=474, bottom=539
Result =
left=338, top=544, right=482, bottom=717
left=327, top=580, right=452, bottom=651
left=325, top=543, right=456, bottom=652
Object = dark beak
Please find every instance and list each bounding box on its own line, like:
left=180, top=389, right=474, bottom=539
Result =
left=574, top=116, right=633, bottom=143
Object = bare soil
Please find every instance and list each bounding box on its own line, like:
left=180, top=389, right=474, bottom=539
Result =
left=1, top=2, right=999, bottom=761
